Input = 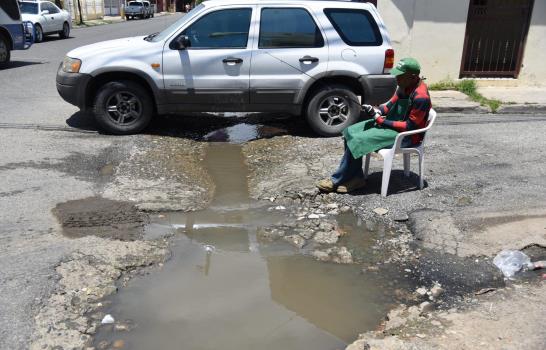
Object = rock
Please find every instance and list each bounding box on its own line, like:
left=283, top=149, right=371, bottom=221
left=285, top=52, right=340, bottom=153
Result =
left=308, top=214, right=320, bottom=219
left=97, top=341, right=111, bottom=350
left=373, top=207, right=389, bottom=216
left=407, top=306, right=421, bottom=320
left=415, top=287, right=428, bottom=296
left=419, top=301, right=434, bottom=314
left=311, top=250, right=330, bottom=262
left=328, top=210, right=339, bottom=215
left=431, top=320, right=442, bottom=327
left=313, top=230, right=340, bottom=244
left=340, top=206, right=351, bottom=213
left=332, top=246, right=353, bottom=264
left=318, top=222, right=336, bottom=231
left=326, top=203, right=339, bottom=209
left=274, top=205, right=286, bottom=210
left=101, top=314, right=115, bottom=324
left=257, top=227, right=285, bottom=241
left=297, top=229, right=315, bottom=240
left=394, top=213, right=409, bottom=222
left=283, top=235, right=306, bottom=249
left=415, top=334, right=426, bottom=339
left=113, top=339, right=125, bottom=349
left=431, top=284, right=444, bottom=298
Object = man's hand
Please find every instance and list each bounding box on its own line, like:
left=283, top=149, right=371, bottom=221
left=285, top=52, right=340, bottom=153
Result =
left=361, top=104, right=377, bottom=117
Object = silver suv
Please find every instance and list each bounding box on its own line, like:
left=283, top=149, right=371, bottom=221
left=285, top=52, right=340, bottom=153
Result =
left=56, top=0, right=396, bottom=136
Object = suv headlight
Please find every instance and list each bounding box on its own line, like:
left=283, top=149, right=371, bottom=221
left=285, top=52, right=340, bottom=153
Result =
left=62, top=57, right=82, bottom=73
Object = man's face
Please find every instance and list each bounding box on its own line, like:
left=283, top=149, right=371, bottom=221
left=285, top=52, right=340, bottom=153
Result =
left=396, top=72, right=418, bottom=89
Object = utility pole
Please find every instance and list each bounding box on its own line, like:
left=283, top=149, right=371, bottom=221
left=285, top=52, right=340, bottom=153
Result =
left=77, top=0, right=84, bottom=25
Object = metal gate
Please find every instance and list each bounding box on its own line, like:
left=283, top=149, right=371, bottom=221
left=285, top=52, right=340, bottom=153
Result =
left=460, top=0, right=534, bottom=78
left=104, top=0, right=120, bottom=16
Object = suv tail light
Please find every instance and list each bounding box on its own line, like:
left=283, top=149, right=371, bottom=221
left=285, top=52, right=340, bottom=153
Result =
left=384, top=49, right=394, bottom=73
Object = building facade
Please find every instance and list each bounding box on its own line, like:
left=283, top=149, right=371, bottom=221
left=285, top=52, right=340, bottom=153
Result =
left=377, top=0, right=545, bottom=86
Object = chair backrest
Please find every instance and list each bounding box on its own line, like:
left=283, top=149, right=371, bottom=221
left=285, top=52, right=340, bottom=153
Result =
left=421, top=108, right=437, bottom=144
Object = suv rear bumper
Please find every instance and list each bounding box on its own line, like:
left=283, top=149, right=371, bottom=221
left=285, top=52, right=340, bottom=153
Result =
left=359, top=75, right=396, bottom=105
left=56, top=65, right=92, bottom=110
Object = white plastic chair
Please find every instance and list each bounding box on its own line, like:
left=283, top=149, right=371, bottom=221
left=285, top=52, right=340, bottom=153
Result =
left=364, top=108, right=437, bottom=197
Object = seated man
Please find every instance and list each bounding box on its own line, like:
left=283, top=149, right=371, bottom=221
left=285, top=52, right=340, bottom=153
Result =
left=317, top=57, right=431, bottom=193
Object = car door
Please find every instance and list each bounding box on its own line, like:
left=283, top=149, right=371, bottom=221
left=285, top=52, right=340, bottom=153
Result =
left=46, top=2, right=63, bottom=31
left=162, top=6, right=255, bottom=106
left=249, top=6, right=328, bottom=104
left=39, top=2, right=54, bottom=32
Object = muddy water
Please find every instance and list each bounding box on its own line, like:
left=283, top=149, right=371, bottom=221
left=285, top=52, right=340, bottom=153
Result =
left=94, top=133, right=412, bottom=350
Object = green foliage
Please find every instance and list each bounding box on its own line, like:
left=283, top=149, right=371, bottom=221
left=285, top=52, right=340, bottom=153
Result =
left=429, top=78, right=502, bottom=113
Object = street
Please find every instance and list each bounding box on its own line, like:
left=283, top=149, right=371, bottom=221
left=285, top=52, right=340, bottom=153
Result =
left=1, top=13, right=546, bottom=350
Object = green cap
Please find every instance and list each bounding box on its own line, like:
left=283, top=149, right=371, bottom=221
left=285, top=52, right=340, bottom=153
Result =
left=391, top=57, right=421, bottom=76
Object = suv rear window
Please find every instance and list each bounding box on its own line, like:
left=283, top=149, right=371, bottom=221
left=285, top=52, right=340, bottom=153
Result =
left=324, top=9, right=382, bottom=46
left=259, top=8, right=324, bottom=49
left=128, top=2, right=143, bottom=6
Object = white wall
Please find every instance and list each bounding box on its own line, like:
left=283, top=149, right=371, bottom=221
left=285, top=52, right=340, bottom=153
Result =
left=377, top=0, right=544, bottom=86
left=377, top=0, right=469, bottom=84
left=519, top=0, right=546, bottom=87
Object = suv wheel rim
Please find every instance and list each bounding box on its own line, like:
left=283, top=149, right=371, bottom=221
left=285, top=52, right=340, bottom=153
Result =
left=318, top=96, right=349, bottom=126
left=35, top=26, right=42, bottom=42
left=0, top=40, right=7, bottom=62
left=106, top=91, right=142, bottom=125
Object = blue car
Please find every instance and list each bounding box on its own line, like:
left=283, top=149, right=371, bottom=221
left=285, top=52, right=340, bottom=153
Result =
left=0, top=0, right=34, bottom=68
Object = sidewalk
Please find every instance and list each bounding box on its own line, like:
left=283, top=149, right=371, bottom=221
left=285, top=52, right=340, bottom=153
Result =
left=72, top=11, right=173, bottom=28
left=431, top=86, right=546, bottom=114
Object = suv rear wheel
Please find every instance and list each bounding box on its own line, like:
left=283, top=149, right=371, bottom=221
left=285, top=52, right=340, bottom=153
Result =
left=0, top=33, right=10, bottom=69
left=305, top=84, right=361, bottom=137
left=93, top=80, right=154, bottom=134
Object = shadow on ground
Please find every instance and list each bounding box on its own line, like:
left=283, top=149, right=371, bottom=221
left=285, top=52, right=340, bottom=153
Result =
left=66, top=111, right=319, bottom=141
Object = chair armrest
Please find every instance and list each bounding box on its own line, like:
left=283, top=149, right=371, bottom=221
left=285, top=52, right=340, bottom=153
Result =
left=392, top=128, right=424, bottom=149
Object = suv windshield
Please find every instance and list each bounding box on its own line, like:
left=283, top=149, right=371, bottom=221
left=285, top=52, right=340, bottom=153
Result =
left=128, top=2, right=143, bottom=6
left=150, top=3, right=205, bottom=42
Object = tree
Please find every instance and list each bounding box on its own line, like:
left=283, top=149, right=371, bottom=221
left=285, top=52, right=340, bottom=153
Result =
left=77, top=0, right=84, bottom=25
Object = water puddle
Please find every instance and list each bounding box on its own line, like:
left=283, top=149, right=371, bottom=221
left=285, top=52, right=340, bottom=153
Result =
left=93, top=141, right=415, bottom=349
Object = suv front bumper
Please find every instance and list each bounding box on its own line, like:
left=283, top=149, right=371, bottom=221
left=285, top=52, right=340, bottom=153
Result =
left=359, top=75, right=396, bottom=105
left=56, top=64, right=92, bottom=110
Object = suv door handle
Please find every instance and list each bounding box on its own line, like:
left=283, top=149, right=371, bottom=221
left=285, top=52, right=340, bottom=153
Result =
left=223, top=57, right=243, bottom=65
left=299, top=56, right=319, bottom=63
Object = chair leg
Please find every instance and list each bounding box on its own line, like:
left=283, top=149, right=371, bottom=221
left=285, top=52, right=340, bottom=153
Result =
left=403, top=153, right=410, bottom=177
left=419, top=153, right=425, bottom=189
left=381, top=153, right=394, bottom=197
left=364, top=154, right=370, bottom=179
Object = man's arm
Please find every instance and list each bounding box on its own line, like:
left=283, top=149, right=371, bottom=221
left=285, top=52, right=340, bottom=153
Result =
left=378, top=90, right=400, bottom=116
left=375, top=97, right=431, bottom=132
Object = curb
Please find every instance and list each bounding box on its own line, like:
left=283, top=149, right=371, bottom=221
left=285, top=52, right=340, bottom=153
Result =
left=433, top=105, right=491, bottom=114
left=72, top=12, right=174, bottom=29
left=496, top=104, right=546, bottom=114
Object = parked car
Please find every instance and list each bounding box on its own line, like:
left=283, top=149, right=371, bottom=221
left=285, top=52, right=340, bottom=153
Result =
left=19, top=0, right=71, bottom=43
left=0, top=0, right=34, bottom=68
left=56, top=0, right=396, bottom=136
left=125, top=1, right=154, bottom=20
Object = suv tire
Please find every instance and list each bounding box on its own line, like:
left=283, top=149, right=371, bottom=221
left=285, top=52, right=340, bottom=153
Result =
left=34, top=24, right=44, bottom=43
left=0, top=33, right=10, bottom=69
left=305, top=84, right=361, bottom=137
left=59, top=22, right=70, bottom=39
left=93, top=80, right=154, bottom=135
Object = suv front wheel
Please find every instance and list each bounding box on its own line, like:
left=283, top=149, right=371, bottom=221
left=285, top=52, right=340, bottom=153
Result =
left=93, top=80, right=154, bottom=135
left=305, top=84, right=361, bottom=137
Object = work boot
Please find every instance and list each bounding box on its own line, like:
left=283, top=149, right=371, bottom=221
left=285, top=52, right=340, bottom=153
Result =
left=337, top=177, right=366, bottom=193
left=316, top=178, right=335, bottom=192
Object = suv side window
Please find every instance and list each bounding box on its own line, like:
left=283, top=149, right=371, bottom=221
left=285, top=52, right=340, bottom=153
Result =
left=259, top=8, right=324, bottom=49
left=181, top=8, right=252, bottom=49
left=45, top=2, right=60, bottom=14
left=324, top=9, right=382, bottom=46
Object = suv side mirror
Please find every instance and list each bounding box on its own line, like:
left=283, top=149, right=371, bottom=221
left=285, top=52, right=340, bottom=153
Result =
left=170, top=35, right=191, bottom=50
left=41, top=10, right=50, bottom=15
